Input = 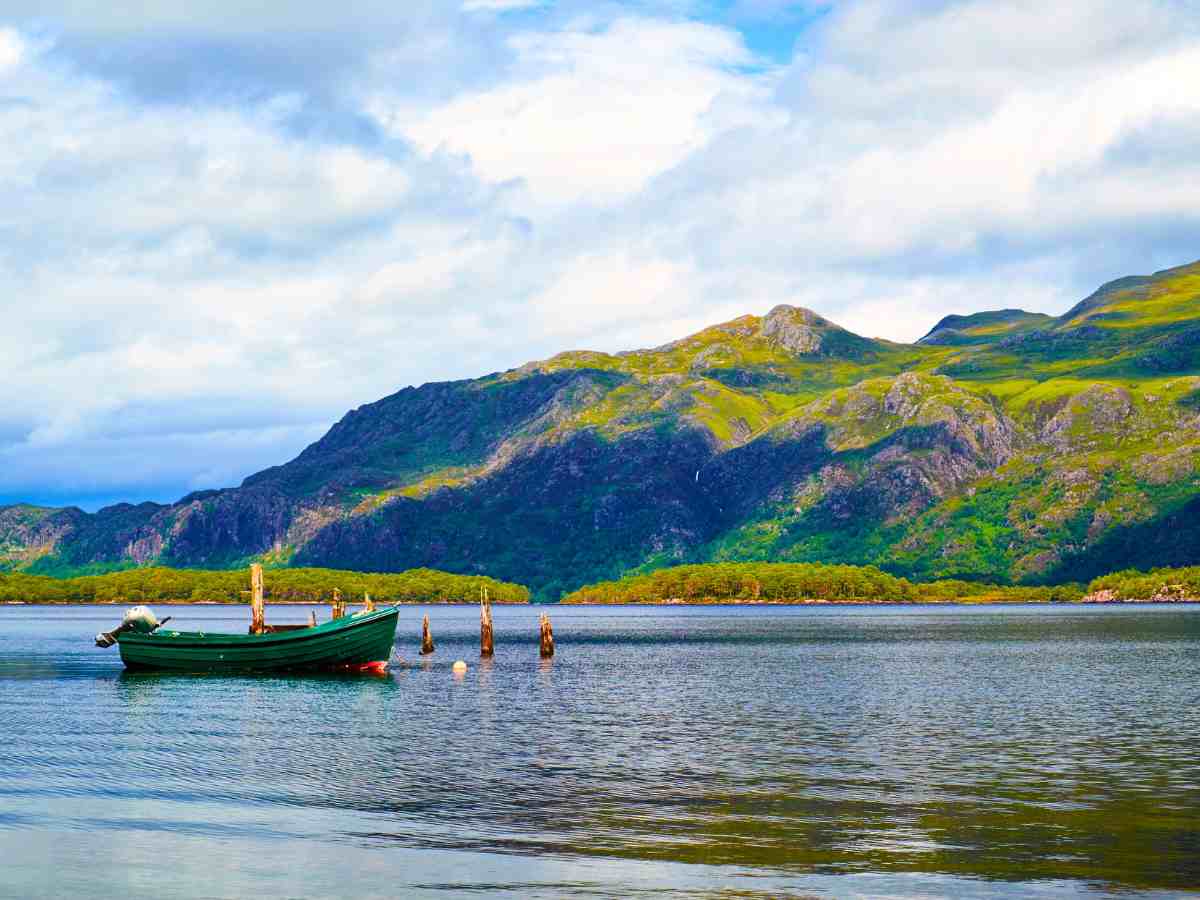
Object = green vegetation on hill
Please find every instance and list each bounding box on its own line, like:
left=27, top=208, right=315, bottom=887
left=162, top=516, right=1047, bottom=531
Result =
left=562, top=563, right=1083, bottom=604
left=919, top=309, right=1056, bottom=346
left=0, top=566, right=529, bottom=605
left=3, top=260, right=1200, bottom=599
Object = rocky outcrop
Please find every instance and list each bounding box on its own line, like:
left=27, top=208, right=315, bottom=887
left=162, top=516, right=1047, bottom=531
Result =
left=1137, top=326, right=1200, bottom=373
left=1040, top=385, right=1134, bottom=451
left=791, top=375, right=1016, bottom=526
left=0, top=505, right=84, bottom=567
left=1081, top=585, right=1199, bottom=603
left=757, top=305, right=881, bottom=359
left=761, top=306, right=827, bottom=355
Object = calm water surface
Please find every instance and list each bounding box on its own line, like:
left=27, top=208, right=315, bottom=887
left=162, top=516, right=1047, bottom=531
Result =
left=0, top=603, right=1197, bottom=899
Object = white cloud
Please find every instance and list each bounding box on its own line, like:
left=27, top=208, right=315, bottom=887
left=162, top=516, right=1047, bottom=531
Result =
left=373, top=18, right=771, bottom=205
left=528, top=251, right=699, bottom=347
left=812, top=261, right=1079, bottom=343
left=624, top=0, right=1200, bottom=287
left=0, top=33, right=518, bottom=504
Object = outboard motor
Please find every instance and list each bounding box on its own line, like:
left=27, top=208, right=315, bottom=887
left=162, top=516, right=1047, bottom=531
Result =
left=95, top=606, right=171, bottom=648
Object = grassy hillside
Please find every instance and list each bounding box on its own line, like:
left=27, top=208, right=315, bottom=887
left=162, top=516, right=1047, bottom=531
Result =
left=3, top=260, right=1200, bottom=599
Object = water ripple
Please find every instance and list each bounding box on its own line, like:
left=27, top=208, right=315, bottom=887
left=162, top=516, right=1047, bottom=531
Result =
left=0, top=603, right=1197, bottom=898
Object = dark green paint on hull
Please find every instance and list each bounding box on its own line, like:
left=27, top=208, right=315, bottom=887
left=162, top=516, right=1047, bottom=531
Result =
left=117, top=607, right=399, bottom=672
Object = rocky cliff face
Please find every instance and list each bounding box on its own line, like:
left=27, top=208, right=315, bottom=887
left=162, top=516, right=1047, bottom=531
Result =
left=4, top=261, right=1200, bottom=597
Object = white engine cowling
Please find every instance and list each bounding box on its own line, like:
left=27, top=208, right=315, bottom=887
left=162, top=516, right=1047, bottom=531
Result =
left=122, top=606, right=160, bottom=633
left=96, top=605, right=165, bottom=647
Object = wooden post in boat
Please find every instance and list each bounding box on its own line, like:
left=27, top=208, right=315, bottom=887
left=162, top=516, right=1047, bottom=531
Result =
left=480, top=586, right=494, bottom=658
left=539, top=612, right=554, bottom=659
left=420, top=613, right=435, bottom=655
left=363, top=592, right=375, bottom=612
left=331, top=588, right=345, bottom=620
left=249, top=564, right=265, bottom=635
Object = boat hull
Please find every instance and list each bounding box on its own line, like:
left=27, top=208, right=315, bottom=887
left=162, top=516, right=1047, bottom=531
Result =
left=117, top=607, right=399, bottom=673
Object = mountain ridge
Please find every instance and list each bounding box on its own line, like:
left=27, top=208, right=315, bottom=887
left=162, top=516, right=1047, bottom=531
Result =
left=4, top=259, right=1200, bottom=599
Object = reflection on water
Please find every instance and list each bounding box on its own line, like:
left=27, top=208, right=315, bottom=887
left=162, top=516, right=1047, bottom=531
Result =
left=0, top=603, right=1197, bottom=899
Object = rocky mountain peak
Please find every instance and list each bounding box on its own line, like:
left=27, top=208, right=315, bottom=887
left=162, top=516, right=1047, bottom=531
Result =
left=760, top=306, right=826, bottom=355
left=755, top=304, right=878, bottom=359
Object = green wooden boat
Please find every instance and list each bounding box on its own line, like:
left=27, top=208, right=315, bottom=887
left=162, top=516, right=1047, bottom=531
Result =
left=94, top=565, right=400, bottom=673
left=110, top=606, right=400, bottom=673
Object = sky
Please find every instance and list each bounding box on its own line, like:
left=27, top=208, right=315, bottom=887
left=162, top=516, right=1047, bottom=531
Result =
left=1, top=0, right=1199, bottom=511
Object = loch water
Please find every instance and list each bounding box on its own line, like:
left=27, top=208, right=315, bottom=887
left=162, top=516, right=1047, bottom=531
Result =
left=0, top=603, right=1197, bottom=899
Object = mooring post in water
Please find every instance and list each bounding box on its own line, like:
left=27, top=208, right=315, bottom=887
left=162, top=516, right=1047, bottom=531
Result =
left=308, top=610, right=317, bottom=628
left=249, top=563, right=265, bottom=635
left=363, top=591, right=375, bottom=612
left=539, top=612, right=554, bottom=658
left=420, top=613, right=435, bottom=655
left=480, top=586, right=494, bottom=657
left=332, top=588, right=345, bottom=620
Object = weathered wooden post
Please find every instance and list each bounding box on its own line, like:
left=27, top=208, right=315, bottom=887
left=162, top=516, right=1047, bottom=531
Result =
left=480, top=586, right=494, bottom=658
left=420, top=613, right=435, bottom=655
left=363, top=591, right=375, bottom=612
left=249, top=564, right=265, bottom=635
left=539, top=612, right=554, bottom=658
left=332, top=588, right=345, bottom=620
left=308, top=610, right=317, bottom=627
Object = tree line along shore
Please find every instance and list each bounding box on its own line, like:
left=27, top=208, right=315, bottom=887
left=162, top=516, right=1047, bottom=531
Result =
left=1, top=561, right=1197, bottom=605
left=0, top=566, right=529, bottom=605
left=558, top=562, right=1200, bottom=605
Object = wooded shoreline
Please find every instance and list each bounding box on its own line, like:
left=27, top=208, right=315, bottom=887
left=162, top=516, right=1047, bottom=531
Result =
left=2, top=561, right=1199, bottom=605
left=0, top=566, right=529, bottom=605
left=560, top=562, right=1200, bottom=605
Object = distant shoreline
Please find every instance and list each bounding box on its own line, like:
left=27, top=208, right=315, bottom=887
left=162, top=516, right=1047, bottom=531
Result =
left=7, top=561, right=1198, bottom=606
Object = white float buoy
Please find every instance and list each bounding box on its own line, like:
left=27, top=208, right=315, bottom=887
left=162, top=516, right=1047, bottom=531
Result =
left=452, top=660, right=468, bottom=673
